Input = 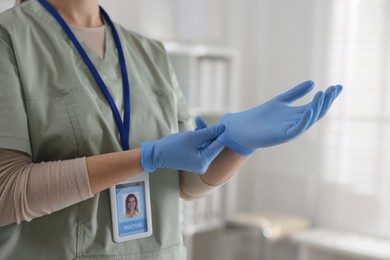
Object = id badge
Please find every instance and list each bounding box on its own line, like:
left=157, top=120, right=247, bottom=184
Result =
left=110, top=173, right=153, bottom=242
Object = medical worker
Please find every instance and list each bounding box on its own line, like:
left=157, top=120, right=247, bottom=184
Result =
left=0, top=0, right=342, bottom=259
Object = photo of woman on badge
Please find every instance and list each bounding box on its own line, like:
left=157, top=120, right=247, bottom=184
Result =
left=125, top=193, right=140, bottom=219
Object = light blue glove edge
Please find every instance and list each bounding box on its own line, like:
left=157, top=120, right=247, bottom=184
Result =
left=140, top=142, right=157, bottom=173
left=216, top=134, right=255, bottom=156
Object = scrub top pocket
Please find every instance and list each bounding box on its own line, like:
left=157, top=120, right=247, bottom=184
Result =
left=25, top=89, right=84, bottom=163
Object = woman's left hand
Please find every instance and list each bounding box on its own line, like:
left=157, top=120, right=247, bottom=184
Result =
left=207, top=80, right=343, bottom=156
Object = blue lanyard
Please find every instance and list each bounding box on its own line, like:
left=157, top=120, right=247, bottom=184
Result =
left=38, top=0, right=131, bottom=150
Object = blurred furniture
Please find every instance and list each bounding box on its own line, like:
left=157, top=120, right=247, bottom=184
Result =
left=227, top=211, right=310, bottom=260
left=291, top=228, right=390, bottom=260
left=163, top=41, right=240, bottom=116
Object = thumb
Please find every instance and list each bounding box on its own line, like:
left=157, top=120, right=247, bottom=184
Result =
left=195, top=123, right=225, bottom=143
left=277, top=80, right=315, bottom=104
left=286, top=108, right=313, bottom=138
left=195, top=115, right=208, bottom=130
left=200, top=139, right=225, bottom=163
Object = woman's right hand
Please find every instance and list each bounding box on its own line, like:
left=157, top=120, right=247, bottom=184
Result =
left=140, top=124, right=225, bottom=174
left=216, top=81, right=343, bottom=156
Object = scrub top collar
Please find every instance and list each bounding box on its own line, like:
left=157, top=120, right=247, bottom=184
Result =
left=37, top=0, right=131, bottom=150
left=23, top=1, right=119, bottom=78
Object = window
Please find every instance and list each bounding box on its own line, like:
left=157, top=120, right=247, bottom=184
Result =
left=318, top=0, right=390, bottom=238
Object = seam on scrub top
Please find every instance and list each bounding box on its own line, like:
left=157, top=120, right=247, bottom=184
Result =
left=24, top=95, right=71, bottom=100
left=24, top=89, right=79, bottom=100
left=0, top=135, right=30, bottom=144
left=72, top=242, right=185, bottom=259
left=76, top=199, right=87, bottom=258
left=24, top=3, right=117, bottom=83
left=23, top=2, right=88, bottom=70
left=0, top=38, right=12, bottom=50
left=156, top=91, right=176, bottom=128
left=23, top=3, right=66, bottom=40
left=64, top=93, right=84, bottom=157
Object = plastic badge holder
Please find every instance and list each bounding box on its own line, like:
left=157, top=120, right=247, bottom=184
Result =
left=110, top=173, right=153, bottom=242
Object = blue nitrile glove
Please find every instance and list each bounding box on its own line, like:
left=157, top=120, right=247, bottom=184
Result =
left=195, top=116, right=208, bottom=131
left=141, top=124, right=225, bottom=174
left=194, top=116, right=213, bottom=148
left=215, top=80, right=343, bottom=156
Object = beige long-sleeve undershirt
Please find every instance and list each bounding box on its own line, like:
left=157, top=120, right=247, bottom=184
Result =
left=0, top=25, right=218, bottom=227
left=0, top=149, right=92, bottom=226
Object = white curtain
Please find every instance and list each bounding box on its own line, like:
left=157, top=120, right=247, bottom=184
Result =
left=317, top=0, right=390, bottom=238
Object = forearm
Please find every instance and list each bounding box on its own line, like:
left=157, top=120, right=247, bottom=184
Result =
left=180, top=147, right=247, bottom=200
left=200, top=147, right=247, bottom=185
left=87, top=148, right=142, bottom=194
left=86, top=148, right=143, bottom=194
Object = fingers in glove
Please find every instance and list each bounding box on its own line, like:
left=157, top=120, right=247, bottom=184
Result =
left=318, top=84, right=343, bottom=120
left=335, top=85, right=343, bottom=96
left=198, top=140, right=225, bottom=174
left=285, top=108, right=313, bottom=138
left=196, top=116, right=213, bottom=148
left=318, top=86, right=336, bottom=120
left=277, top=80, right=315, bottom=104
left=307, top=91, right=324, bottom=128
left=195, top=115, right=208, bottom=130
left=195, top=123, right=225, bottom=143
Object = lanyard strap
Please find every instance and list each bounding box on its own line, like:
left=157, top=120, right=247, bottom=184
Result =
left=38, top=0, right=131, bottom=150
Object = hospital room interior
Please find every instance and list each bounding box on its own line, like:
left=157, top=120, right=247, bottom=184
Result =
left=1, top=0, right=388, bottom=259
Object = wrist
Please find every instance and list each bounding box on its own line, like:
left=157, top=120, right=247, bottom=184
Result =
left=140, top=142, right=157, bottom=173
left=216, top=135, right=255, bottom=156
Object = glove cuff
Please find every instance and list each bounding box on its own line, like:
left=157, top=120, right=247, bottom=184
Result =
left=140, top=142, right=157, bottom=173
left=216, top=134, right=255, bottom=156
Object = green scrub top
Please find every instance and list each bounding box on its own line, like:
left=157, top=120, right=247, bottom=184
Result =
left=0, top=1, right=193, bottom=259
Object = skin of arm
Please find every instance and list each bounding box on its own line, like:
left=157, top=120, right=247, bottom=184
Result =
left=86, top=148, right=142, bottom=194
left=198, top=147, right=247, bottom=186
